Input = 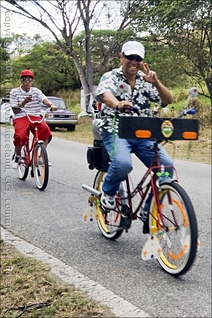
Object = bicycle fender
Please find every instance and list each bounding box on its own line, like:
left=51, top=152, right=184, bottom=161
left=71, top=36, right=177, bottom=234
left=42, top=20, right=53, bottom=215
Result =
left=159, top=177, right=177, bottom=186
left=37, top=140, right=44, bottom=144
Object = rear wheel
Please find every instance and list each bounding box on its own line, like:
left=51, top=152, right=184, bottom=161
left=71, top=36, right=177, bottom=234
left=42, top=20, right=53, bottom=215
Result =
left=149, top=181, right=198, bottom=276
left=33, top=143, right=49, bottom=190
left=18, top=143, right=29, bottom=180
left=93, top=171, right=125, bottom=240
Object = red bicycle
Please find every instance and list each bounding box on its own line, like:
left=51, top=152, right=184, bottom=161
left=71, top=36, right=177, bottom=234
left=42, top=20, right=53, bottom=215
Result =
left=82, top=108, right=199, bottom=276
left=15, top=107, right=51, bottom=190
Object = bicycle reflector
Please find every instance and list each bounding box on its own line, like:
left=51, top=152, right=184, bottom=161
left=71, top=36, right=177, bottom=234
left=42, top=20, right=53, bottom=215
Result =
left=135, top=130, right=151, bottom=138
left=182, top=132, right=197, bottom=139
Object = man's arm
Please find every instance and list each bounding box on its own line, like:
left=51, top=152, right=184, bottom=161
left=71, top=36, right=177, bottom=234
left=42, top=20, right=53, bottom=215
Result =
left=141, top=62, right=173, bottom=105
left=98, top=91, right=132, bottom=112
left=42, top=99, right=57, bottom=111
left=154, top=80, right=173, bottom=105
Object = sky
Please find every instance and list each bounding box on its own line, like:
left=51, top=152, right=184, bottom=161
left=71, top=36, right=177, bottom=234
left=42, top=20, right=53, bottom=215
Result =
left=1, top=1, right=65, bottom=40
left=1, top=1, right=122, bottom=40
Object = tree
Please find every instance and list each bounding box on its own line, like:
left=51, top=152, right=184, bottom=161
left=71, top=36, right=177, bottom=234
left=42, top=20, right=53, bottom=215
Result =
left=0, top=37, right=15, bottom=97
left=10, top=41, right=80, bottom=94
left=9, top=33, right=44, bottom=57
left=1, top=0, right=139, bottom=110
left=73, top=28, right=138, bottom=84
left=134, top=0, right=212, bottom=103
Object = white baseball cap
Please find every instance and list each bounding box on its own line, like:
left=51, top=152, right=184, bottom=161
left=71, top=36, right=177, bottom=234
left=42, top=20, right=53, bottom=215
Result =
left=121, top=41, right=145, bottom=59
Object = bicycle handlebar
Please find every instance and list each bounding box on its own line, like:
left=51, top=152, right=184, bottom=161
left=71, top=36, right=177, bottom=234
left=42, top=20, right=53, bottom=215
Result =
left=178, top=108, right=195, bottom=118
left=13, top=107, right=52, bottom=124
left=116, top=105, right=196, bottom=119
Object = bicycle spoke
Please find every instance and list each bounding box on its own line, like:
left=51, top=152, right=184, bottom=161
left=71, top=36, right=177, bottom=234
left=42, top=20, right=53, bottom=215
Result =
left=149, top=182, right=198, bottom=276
left=18, top=143, right=29, bottom=180
left=94, top=171, right=124, bottom=240
left=33, top=143, right=49, bottom=190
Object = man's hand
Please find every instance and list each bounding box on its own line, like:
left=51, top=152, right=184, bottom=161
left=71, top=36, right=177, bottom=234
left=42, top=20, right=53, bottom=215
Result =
left=141, top=62, right=173, bottom=104
left=24, top=95, right=32, bottom=104
left=141, top=62, right=159, bottom=85
left=20, top=95, right=32, bottom=107
left=117, top=100, right=132, bottom=112
left=50, top=105, right=57, bottom=111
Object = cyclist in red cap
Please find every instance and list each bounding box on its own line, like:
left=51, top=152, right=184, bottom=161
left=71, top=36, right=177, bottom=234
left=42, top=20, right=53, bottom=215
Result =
left=10, top=69, right=57, bottom=168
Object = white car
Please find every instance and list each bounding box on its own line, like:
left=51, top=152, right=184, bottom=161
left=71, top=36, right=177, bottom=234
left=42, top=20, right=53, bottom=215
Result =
left=0, top=103, right=14, bottom=125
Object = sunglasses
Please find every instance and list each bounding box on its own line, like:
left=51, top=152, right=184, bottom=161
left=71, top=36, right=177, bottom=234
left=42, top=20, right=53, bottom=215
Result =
left=123, top=53, right=143, bottom=62
left=22, top=78, right=33, bottom=82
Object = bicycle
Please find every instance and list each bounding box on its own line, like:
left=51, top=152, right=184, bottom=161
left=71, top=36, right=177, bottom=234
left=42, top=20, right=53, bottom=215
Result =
left=13, top=107, right=52, bottom=191
left=82, top=107, right=199, bottom=276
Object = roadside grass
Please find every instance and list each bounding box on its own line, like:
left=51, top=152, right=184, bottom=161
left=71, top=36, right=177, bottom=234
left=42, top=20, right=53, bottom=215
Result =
left=0, top=240, right=116, bottom=318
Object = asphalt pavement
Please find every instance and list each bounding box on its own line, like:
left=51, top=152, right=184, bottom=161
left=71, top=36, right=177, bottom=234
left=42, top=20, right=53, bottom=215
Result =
left=1, top=127, right=211, bottom=317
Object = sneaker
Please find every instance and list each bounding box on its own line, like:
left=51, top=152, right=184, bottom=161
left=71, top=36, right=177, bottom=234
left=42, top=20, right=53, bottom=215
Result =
left=11, top=154, right=20, bottom=169
left=101, top=191, right=116, bottom=209
left=137, top=207, right=148, bottom=222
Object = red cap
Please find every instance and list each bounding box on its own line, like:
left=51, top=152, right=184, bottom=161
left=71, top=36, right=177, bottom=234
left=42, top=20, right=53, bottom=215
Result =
left=20, top=70, right=34, bottom=78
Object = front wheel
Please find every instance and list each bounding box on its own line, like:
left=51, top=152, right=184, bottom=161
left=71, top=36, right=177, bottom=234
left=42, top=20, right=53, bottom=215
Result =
left=18, top=143, right=29, bottom=180
left=33, top=142, right=49, bottom=190
left=93, top=171, right=125, bottom=240
left=149, top=181, right=198, bottom=276
left=67, top=125, right=75, bottom=131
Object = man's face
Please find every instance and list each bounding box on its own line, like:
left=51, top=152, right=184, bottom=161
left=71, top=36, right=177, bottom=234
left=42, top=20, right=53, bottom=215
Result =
left=21, top=77, right=33, bottom=91
left=120, top=53, right=143, bottom=76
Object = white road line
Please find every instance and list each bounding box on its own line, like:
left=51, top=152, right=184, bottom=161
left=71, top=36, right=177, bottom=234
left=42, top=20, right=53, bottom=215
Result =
left=1, top=226, right=149, bottom=318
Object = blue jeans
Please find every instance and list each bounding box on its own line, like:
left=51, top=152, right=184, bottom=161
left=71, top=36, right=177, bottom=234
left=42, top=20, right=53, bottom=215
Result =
left=101, top=128, right=174, bottom=196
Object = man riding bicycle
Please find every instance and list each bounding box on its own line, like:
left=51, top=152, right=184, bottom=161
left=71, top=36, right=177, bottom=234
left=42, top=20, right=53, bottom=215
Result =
left=10, top=69, right=57, bottom=168
left=95, top=40, right=174, bottom=221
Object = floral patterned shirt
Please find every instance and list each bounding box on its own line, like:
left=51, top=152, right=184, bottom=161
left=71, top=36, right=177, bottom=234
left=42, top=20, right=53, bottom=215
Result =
left=95, top=66, right=164, bottom=134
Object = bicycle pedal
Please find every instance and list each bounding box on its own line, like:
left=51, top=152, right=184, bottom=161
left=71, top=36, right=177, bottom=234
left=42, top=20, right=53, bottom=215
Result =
left=37, top=168, right=41, bottom=177
left=137, top=212, right=150, bottom=234
left=120, top=205, right=132, bottom=231
left=31, top=168, right=34, bottom=178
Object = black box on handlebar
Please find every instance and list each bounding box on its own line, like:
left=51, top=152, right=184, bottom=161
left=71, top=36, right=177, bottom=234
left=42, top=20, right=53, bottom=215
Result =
left=87, top=140, right=109, bottom=172
left=118, top=116, right=199, bottom=140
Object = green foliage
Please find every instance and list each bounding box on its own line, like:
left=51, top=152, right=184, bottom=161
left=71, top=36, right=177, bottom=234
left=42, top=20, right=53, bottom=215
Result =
left=73, top=29, right=138, bottom=85
left=10, top=33, right=44, bottom=56
left=0, top=0, right=211, bottom=105
left=10, top=41, right=81, bottom=94
left=134, top=0, right=212, bottom=103
left=0, top=37, right=13, bottom=85
left=0, top=38, right=11, bottom=62
left=54, top=89, right=81, bottom=113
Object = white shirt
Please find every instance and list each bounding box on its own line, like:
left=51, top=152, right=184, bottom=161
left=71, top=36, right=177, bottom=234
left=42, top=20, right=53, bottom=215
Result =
left=10, top=85, right=47, bottom=119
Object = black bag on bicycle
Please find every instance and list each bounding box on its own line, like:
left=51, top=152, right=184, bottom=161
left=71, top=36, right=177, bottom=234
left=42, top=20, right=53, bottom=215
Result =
left=87, top=139, right=109, bottom=172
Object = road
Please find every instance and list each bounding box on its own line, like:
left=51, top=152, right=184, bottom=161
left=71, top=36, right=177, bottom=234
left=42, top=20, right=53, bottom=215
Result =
left=1, top=126, right=211, bottom=317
